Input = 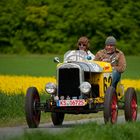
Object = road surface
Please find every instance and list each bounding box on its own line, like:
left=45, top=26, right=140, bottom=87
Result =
left=0, top=115, right=139, bottom=140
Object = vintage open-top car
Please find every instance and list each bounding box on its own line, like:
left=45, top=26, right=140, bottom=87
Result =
left=25, top=50, right=138, bottom=128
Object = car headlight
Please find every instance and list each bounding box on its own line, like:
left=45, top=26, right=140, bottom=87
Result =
left=79, top=82, right=91, bottom=94
left=45, top=82, right=56, bottom=94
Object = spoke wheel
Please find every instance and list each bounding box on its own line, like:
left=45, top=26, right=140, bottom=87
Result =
left=111, top=94, right=118, bottom=123
left=25, top=87, right=41, bottom=128
left=104, top=86, right=118, bottom=124
left=124, top=88, right=137, bottom=121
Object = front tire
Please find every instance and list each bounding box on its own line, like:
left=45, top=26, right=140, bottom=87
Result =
left=124, top=87, right=137, bottom=121
left=51, top=112, right=65, bottom=126
left=104, top=86, right=118, bottom=124
left=25, top=87, right=41, bottom=128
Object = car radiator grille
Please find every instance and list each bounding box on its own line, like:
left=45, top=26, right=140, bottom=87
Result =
left=58, top=68, right=80, bottom=99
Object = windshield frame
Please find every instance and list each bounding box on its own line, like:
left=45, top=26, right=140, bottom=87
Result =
left=64, top=50, right=87, bottom=62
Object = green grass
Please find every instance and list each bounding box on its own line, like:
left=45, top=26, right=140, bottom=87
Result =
left=0, top=92, right=52, bottom=127
left=0, top=93, right=25, bottom=127
left=11, top=122, right=140, bottom=140
left=0, top=54, right=62, bottom=77
left=0, top=54, right=140, bottom=78
left=122, top=56, right=140, bottom=79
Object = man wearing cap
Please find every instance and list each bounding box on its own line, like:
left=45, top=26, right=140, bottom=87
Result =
left=94, top=36, right=126, bottom=88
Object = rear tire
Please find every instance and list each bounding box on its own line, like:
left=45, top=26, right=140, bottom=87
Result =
left=124, top=87, right=137, bottom=121
left=104, top=86, right=118, bottom=124
left=25, top=87, right=41, bottom=128
left=51, top=112, right=65, bottom=126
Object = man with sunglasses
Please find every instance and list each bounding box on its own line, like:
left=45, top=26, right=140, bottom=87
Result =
left=77, top=36, right=95, bottom=60
left=94, top=36, right=126, bottom=89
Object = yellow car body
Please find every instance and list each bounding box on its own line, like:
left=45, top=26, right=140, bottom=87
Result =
left=56, top=58, right=124, bottom=105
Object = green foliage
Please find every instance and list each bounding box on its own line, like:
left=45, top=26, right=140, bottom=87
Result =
left=0, top=93, right=24, bottom=123
left=25, top=5, right=48, bottom=27
left=0, top=0, right=140, bottom=54
left=0, top=92, right=50, bottom=127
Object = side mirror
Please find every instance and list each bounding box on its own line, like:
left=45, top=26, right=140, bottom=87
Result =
left=54, top=57, right=60, bottom=63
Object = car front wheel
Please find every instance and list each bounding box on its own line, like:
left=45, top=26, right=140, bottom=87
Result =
left=51, top=112, right=65, bottom=126
left=25, top=87, right=41, bottom=128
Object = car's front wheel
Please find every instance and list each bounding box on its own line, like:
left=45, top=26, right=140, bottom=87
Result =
left=51, top=112, right=65, bottom=126
left=25, top=87, right=41, bottom=128
left=104, top=86, right=118, bottom=124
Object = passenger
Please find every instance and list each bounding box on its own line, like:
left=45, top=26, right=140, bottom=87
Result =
left=94, top=36, right=126, bottom=88
left=77, top=36, right=95, bottom=60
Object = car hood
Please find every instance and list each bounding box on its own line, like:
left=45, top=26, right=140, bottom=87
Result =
left=57, top=61, right=112, bottom=73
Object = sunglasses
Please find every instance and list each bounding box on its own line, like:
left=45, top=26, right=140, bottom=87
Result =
left=78, top=43, right=87, bottom=48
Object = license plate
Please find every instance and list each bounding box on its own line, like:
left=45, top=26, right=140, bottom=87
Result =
left=57, top=99, right=86, bottom=107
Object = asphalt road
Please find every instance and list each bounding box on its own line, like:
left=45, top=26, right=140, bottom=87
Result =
left=0, top=115, right=139, bottom=140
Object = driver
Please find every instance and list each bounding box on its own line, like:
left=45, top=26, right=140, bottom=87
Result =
left=77, top=36, right=95, bottom=60
left=94, top=36, right=126, bottom=89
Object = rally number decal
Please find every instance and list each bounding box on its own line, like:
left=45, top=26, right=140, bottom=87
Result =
left=103, top=73, right=112, bottom=93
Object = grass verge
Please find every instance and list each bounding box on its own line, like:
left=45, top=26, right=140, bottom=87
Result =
left=11, top=121, right=140, bottom=140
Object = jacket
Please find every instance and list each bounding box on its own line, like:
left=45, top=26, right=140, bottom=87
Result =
left=94, top=48, right=126, bottom=73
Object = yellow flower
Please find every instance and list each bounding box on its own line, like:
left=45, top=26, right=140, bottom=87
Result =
left=0, top=75, right=139, bottom=95
left=0, top=75, right=56, bottom=95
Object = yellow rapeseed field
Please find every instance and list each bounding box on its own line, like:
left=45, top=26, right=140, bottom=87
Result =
left=0, top=75, right=56, bottom=95
left=0, top=75, right=140, bottom=95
